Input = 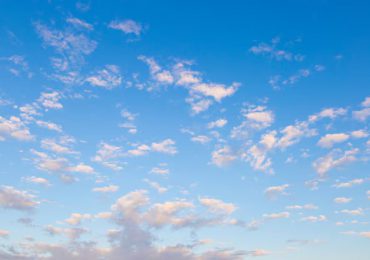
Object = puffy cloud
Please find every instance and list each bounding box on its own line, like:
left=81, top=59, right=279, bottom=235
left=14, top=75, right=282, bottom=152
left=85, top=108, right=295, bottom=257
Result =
left=264, top=184, right=289, bottom=199
left=243, top=131, right=276, bottom=172
left=23, top=176, right=50, bottom=186
left=208, top=119, right=228, bottom=129
left=231, top=106, right=274, bottom=139
left=211, top=146, right=237, bottom=167
left=0, top=186, right=39, bottom=211
left=353, top=97, right=370, bottom=121
left=68, top=163, right=95, bottom=174
left=109, top=19, right=143, bottom=36
left=127, top=144, right=151, bottom=156
left=151, top=139, right=178, bottom=155
left=138, top=57, right=240, bottom=113
left=277, top=121, right=316, bottom=149
left=190, top=82, right=239, bottom=102
left=85, top=65, right=122, bottom=89
left=41, top=138, right=77, bottom=154
left=308, top=107, right=347, bottom=122
left=351, top=129, right=368, bottom=138
left=111, top=190, right=150, bottom=223
left=31, top=149, right=93, bottom=174
left=0, top=116, right=34, bottom=141
left=313, top=148, right=358, bottom=176
left=65, top=213, right=92, bottom=225
left=199, top=197, right=237, bottom=215
left=144, top=200, right=195, bottom=228
left=93, top=185, right=119, bottom=193
left=317, top=133, right=350, bottom=148
left=353, top=108, right=370, bottom=121
left=244, top=106, right=274, bottom=129
left=92, top=142, right=123, bottom=171
left=38, top=91, right=63, bottom=110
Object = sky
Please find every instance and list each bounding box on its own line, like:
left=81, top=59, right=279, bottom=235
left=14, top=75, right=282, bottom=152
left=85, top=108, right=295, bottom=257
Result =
left=0, top=0, right=369, bottom=259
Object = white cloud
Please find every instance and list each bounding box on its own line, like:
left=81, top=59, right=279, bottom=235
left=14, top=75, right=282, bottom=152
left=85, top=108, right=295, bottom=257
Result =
left=277, top=121, right=316, bottom=148
left=109, top=19, right=143, bottom=36
left=23, top=176, right=50, bottom=186
left=333, top=178, right=365, bottom=188
left=190, top=82, right=239, bottom=102
left=264, top=184, right=289, bottom=199
left=199, top=197, right=237, bottom=215
left=308, top=107, right=347, bottom=122
left=144, top=200, right=195, bottom=228
left=243, top=131, right=276, bottom=172
left=66, top=17, right=93, bottom=31
left=301, top=215, right=327, bottom=222
left=334, top=197, right=352, bottom=204
left=353, top=108, right=370, bottom=121
left=353, top=97, right=370, bottom=121
left=249, top=37, right=303, bottom=62
left=150, top=166, right=170, bottom=175
left=92, top=185, right=119, bottom=193
left=0, top=116, right=34, bottom=141
left=34, top=21, right=96, bottom=82
left=41, top=138, right=77, bottom=154
left=313, top=148, right=358, bottom=176
left=340, top=208, right=364, bottom=216
left=263, top=211, right=290, bottom=220
left=0, top=186, right=39, bottom=211
left=68, top=163, right=95, bottom=174
left=36, top=120, right=62, bottom=132
left=65, top=213, right=92, bottom=225
left=351, top=129, right=368, bottom=138
left=38, top=91, right=63, bottom=110
left=86, top=65, right=122, bottom=89
left=208, top=119, right=228, bottom=129
left=317, top=133, right=350, bottom=148
left=138, top=57, right=240, bottom=113
left=92, top=142, right=123, bottom=171
left=144, top=179, right=168, bottom=194
left=231, top=106, right=274, bottom=139
left=286, top=204, right=318, bottom=210
left=191, top=135, right=211, bottom=144
left=111, top=190, right=149, bottom=223
left=211, top=146, right=237, bottom=167
left=151, top=139, right=177, bottom=155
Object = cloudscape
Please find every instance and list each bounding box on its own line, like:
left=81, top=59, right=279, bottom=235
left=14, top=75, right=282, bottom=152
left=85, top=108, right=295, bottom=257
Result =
left=0, top=1, right=369, bottom=259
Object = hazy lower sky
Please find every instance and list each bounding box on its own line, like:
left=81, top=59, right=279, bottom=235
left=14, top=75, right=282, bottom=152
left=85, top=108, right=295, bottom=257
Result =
left=0, top=1, right=369, bottom=259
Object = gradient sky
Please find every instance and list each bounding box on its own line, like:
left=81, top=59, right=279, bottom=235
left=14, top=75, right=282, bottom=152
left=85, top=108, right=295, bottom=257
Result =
left=0, top=1, right=369, bottom=259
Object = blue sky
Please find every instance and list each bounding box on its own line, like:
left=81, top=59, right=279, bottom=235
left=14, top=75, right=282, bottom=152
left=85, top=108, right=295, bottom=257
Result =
left=0, top=0, right=369, bottom=259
